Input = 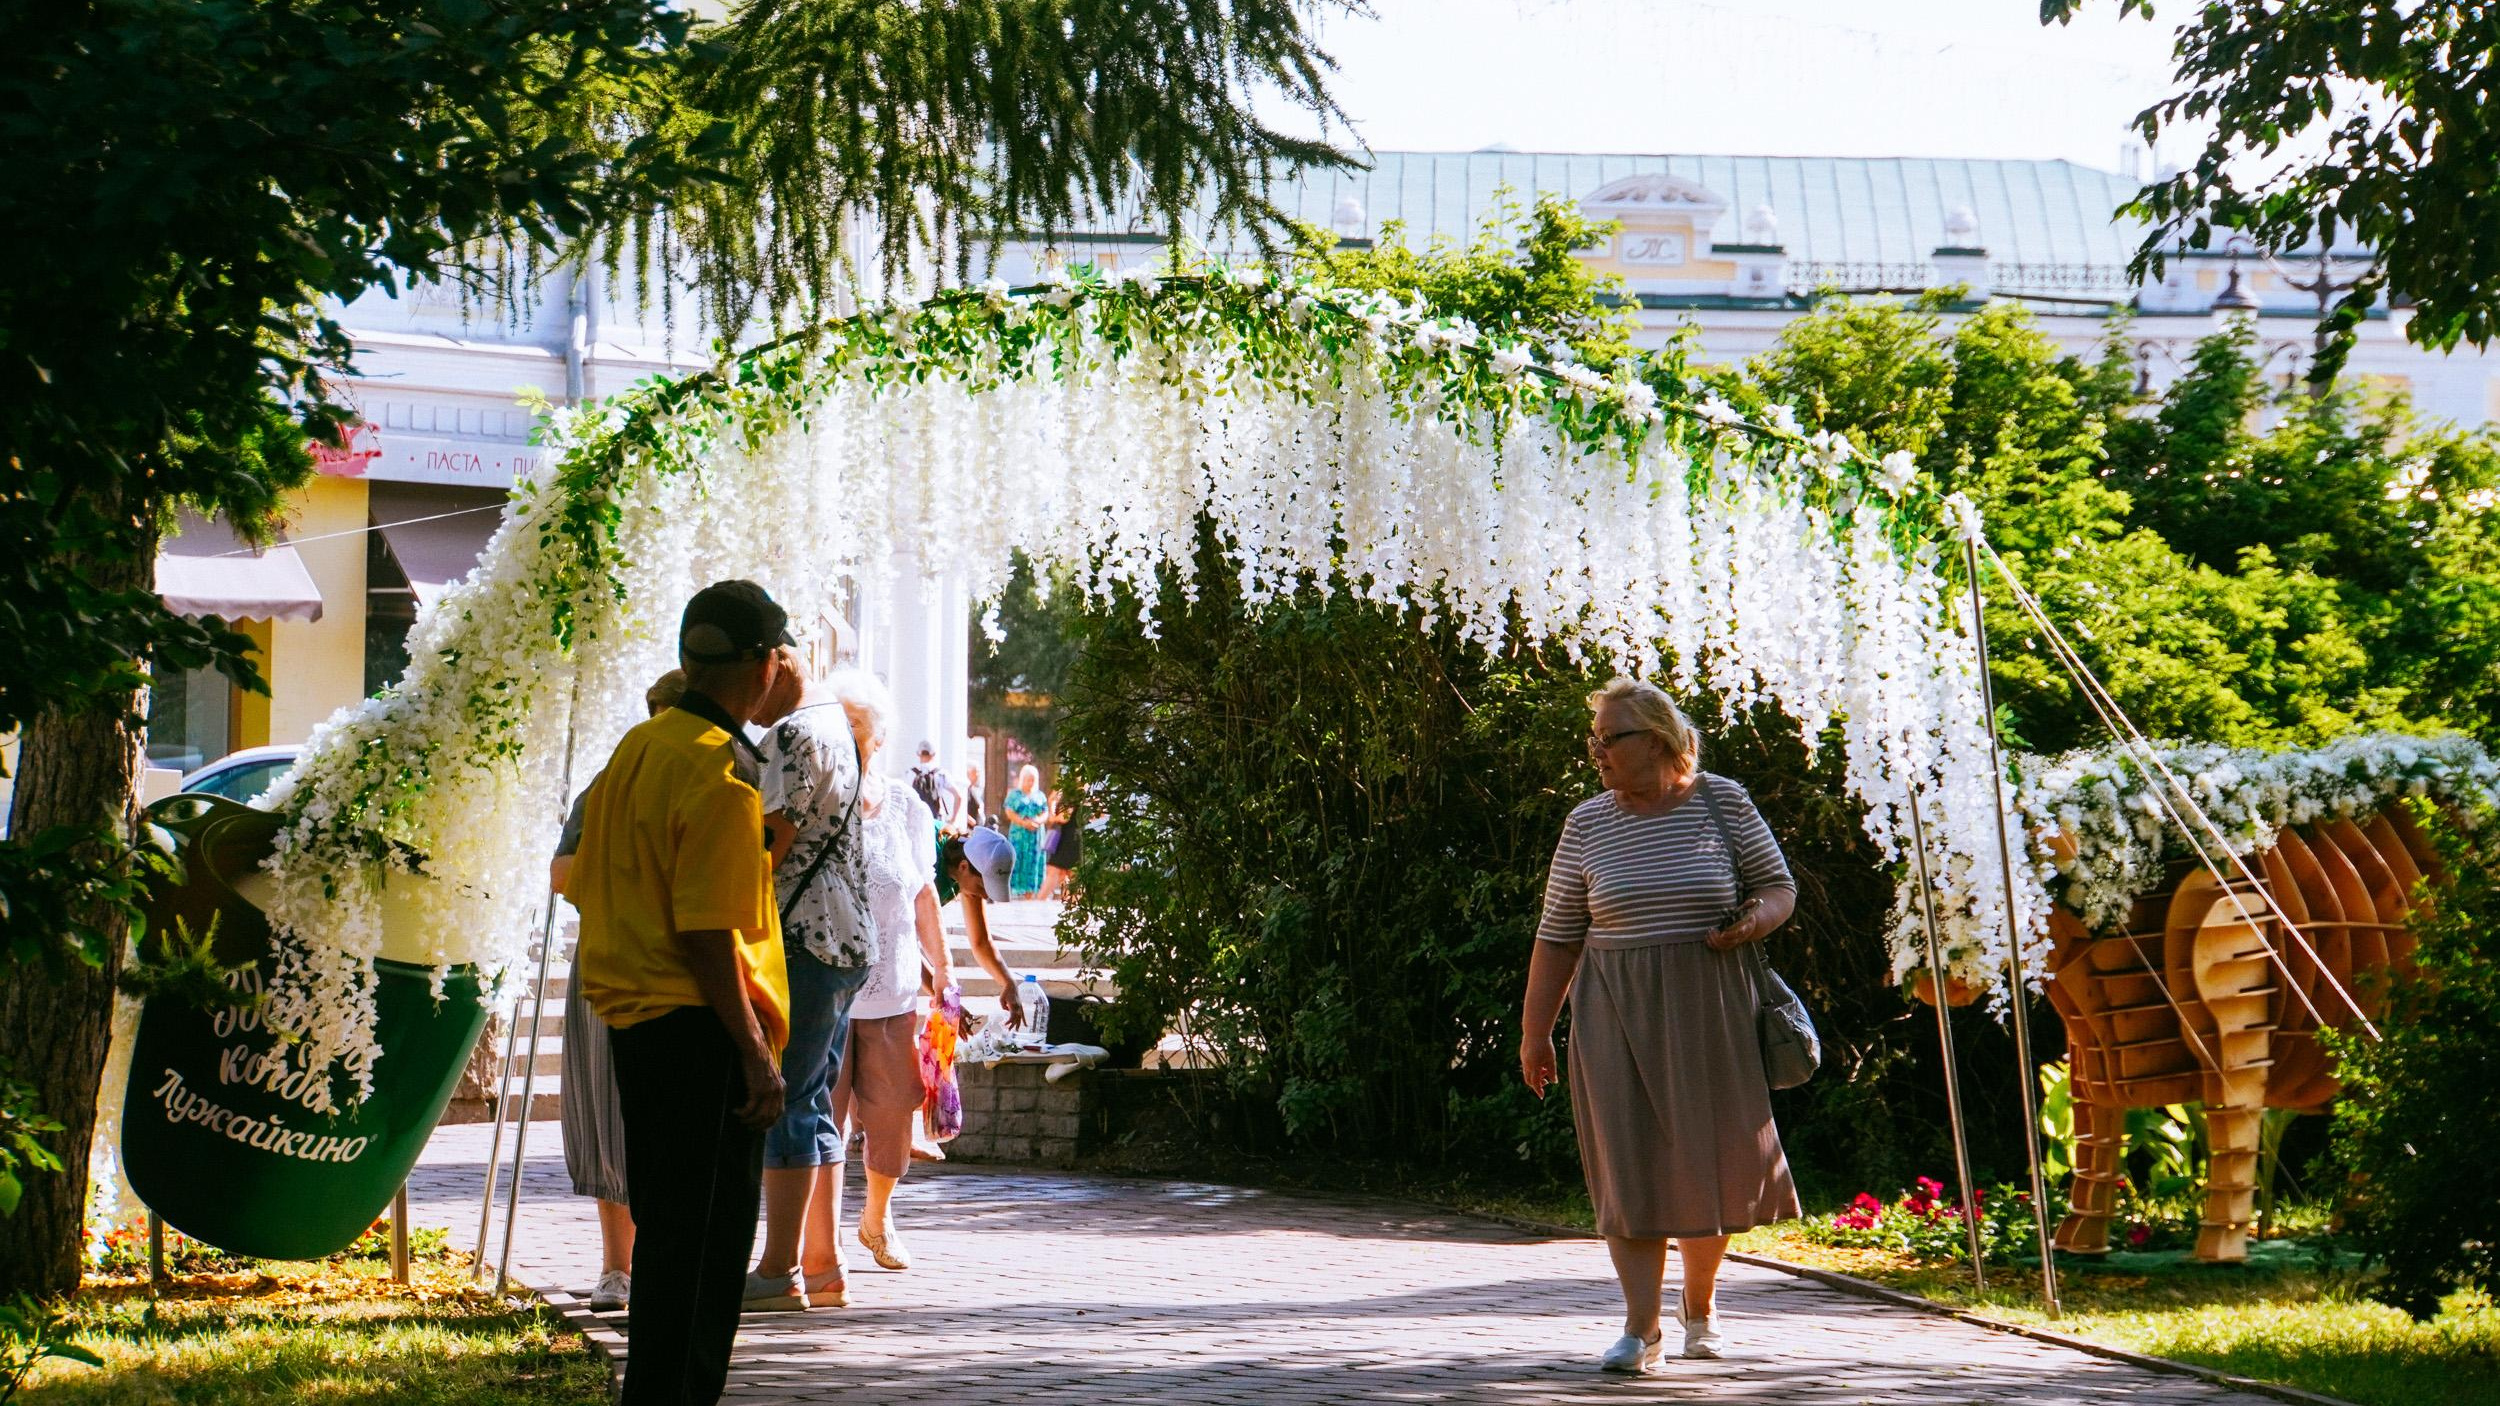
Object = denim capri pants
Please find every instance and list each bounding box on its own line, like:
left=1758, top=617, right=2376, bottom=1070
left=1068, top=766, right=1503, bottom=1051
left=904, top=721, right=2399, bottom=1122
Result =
left=765, top=948, right=870, bottom=1169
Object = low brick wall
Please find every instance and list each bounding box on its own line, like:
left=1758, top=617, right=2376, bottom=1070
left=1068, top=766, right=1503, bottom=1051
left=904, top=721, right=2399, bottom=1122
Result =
left=949, top=1058, right=1093, bottom=1165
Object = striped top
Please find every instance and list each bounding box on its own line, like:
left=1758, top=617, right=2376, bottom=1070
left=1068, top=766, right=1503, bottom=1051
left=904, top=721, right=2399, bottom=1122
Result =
left=1537, top=776, right=1795, bottom=949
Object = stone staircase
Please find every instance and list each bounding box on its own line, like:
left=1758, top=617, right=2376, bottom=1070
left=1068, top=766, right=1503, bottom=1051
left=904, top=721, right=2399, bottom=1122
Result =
left=452, top=899, right=1111, bottom=1123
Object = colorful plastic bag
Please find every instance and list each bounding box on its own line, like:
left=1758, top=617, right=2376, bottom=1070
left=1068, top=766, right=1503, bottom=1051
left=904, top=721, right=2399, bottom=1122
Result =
left=918, top=985, right=964, bottom=1142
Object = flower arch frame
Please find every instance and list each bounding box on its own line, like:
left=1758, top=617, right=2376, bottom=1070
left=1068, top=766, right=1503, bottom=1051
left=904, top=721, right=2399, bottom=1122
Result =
left=254, top=268, right=2036, bottom=1097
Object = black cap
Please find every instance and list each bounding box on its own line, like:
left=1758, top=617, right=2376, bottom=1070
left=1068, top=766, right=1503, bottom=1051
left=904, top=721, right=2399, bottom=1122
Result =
left=680, top=580, right=795, bottom=664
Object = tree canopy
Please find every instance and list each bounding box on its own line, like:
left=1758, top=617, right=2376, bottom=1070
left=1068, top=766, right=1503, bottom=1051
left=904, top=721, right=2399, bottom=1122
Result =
left=2046, top=0, right=2500, bottom=376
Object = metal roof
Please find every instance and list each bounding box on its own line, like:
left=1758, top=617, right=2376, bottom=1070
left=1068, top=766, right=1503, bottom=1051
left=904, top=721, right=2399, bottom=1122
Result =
left=1154, top=151, right=2149, bottom=281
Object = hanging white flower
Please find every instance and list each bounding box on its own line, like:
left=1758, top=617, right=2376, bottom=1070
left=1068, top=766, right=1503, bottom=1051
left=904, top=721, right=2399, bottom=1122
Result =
left=253, top=271, right=2077, bottom=1085
left=1879, top=449, right=1921, bottom=496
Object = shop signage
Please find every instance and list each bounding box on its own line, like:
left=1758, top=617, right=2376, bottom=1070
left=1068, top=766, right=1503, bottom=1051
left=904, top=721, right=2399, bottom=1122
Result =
left=311, top=425, right=538, bottom=489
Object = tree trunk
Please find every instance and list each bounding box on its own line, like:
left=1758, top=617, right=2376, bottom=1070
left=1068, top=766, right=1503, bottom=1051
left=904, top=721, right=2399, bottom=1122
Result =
left=0, top=547, right=151, bottom=1299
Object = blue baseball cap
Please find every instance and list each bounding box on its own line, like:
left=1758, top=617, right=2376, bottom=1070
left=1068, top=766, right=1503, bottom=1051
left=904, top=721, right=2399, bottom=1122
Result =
left=959, top=827, right=1015, bottom=902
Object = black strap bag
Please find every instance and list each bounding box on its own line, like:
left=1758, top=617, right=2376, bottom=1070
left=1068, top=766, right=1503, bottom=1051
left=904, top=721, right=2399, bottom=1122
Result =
left=1696, top=775, right=1820, bottom=1090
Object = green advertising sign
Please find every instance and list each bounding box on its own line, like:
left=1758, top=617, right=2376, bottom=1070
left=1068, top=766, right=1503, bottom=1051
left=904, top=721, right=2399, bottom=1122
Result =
left=123, top=795, right=489, bottom=1262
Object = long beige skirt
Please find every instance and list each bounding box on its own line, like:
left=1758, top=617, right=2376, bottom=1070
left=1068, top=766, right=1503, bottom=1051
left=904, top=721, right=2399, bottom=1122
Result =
left=1568, top=939, right=1800, bottom=1239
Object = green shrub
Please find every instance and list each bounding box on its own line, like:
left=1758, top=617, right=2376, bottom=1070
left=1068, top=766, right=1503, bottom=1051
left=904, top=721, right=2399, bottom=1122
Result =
left=2327, top=820, right=2500, bottom=1320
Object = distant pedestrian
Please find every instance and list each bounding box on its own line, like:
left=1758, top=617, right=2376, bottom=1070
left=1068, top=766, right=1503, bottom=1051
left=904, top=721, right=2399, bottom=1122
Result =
left=959, top=761, right=987, bottom=831
left=1519, top=678, right=1800, bottom=1373
left=573, top=580, right=794, bottom=1406
left=1039, top=787, right=1082, bottom=901
left=1003, top=764, right=1047, bottom=899
left=549, top=667, right=694, bottom=1314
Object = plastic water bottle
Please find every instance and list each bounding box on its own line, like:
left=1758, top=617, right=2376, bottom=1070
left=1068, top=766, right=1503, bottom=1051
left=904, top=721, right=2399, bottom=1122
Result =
left=1017, top=974, right=1049, bottom=1050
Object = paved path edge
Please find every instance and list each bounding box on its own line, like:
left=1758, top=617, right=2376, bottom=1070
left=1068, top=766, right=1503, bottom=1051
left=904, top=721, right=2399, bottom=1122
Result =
left=463, top=1251, right=629, bottom=1398
left=444, top=1146, right=2364, bottom=1406
left=1409, top=1195, right=2366, bottom=1406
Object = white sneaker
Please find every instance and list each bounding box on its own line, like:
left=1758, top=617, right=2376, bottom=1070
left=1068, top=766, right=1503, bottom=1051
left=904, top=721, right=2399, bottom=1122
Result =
left=1676, top=1302, right=1725, bottom=1359
left=1599, top=1329, right=1667, bottom=1374
left=587, top=1269, right=630, bottom=1311
left=740, top=1268, right=808, bottom=1312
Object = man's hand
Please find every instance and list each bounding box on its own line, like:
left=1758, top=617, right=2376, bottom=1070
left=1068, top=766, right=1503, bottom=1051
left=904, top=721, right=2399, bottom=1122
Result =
left=1520, top=1032, right=1558, bottom=1098
left=737, top=1053, right=786, bottom=1131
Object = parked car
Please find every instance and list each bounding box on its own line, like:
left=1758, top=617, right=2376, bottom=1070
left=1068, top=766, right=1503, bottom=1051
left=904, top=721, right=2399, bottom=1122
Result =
left=179, top=745, right=301, bottom=806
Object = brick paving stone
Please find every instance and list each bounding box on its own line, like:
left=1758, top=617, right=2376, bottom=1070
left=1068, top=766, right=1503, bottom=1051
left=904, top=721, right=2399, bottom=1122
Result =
left=410, top=1122, right=2289, bottom=1405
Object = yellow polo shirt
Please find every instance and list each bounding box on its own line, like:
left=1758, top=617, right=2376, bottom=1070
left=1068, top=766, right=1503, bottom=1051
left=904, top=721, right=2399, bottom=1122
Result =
left=573, top=708, right=790, bottom=1055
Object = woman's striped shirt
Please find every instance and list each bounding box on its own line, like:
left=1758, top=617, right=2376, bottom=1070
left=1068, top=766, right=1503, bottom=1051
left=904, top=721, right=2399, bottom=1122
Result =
left=1536, top=775, right=1795, bottom=949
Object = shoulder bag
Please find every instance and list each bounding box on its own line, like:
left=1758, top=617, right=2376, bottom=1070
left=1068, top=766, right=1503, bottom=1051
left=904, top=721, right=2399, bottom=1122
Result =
left=777, top=706, right=868, bottom=928
left=1695, top=774, right=1820, bottom=1090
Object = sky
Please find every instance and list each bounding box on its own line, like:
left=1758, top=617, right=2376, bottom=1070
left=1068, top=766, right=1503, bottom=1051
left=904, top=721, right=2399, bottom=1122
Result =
left=1297, top=0, right=2191, bottom=173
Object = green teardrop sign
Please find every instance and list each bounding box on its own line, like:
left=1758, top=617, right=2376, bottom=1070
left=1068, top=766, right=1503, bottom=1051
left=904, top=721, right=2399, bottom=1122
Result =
left=123, top=795, right=489, bottom=1262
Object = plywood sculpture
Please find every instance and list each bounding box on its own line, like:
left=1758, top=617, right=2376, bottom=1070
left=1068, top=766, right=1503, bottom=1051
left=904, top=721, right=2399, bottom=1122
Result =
left=2037, top=804, right=2443, bottom=1261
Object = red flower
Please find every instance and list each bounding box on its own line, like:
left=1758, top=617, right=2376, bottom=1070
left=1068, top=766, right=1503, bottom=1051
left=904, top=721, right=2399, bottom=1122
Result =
left=2126, top=1224, right=2153, bottom=1248
left=1851, top=1192, right=1884, bottom=1214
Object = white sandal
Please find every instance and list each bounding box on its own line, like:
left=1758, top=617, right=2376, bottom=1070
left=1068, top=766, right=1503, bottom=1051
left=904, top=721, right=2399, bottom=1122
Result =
left=1599, top=1329, right=1666, bottom=1374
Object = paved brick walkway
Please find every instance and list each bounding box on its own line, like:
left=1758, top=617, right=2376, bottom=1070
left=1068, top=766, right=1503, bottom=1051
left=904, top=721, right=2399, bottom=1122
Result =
left=409, top=1122, right=2279, bottom=1405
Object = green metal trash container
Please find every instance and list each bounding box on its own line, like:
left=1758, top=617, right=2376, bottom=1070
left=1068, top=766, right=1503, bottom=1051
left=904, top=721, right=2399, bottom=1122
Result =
left=122, top=794, right=489, bottom=1262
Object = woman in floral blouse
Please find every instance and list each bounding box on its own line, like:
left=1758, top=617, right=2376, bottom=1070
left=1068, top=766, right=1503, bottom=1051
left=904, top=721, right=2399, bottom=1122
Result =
left=1003, top=764, right=1048, bottom=898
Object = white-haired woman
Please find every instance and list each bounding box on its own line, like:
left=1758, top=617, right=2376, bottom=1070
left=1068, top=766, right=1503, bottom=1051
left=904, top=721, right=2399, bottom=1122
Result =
left=823, top=668, right=1020, bottom=1272
left=1520, top=678, right=1800, bottom=1372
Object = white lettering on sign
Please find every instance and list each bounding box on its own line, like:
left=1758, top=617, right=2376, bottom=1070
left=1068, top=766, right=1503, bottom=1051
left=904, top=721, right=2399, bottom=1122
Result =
left=149, top=1068, right=368, bottom=1164
left=1619, top=233, right=1689, bottom=267
left=210, top=967, right=264, bottom=1039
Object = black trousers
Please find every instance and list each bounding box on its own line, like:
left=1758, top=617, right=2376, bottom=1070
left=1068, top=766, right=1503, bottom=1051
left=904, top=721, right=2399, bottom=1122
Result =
left=610, top=1006, right=762, bottom=1406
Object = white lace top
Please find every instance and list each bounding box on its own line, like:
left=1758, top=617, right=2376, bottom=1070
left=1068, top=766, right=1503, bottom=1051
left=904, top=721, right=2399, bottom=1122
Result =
left=849, top=776, right=938, bottom=1022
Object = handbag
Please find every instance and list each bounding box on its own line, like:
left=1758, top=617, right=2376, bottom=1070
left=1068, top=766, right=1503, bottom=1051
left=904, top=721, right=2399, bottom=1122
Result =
left=1695, top=775, right=1821, bottom=1090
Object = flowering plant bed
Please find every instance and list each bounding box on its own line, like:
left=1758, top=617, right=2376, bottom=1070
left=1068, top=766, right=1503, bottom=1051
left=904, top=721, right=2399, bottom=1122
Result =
left=1737, top=1216, right=2500, bottom=1406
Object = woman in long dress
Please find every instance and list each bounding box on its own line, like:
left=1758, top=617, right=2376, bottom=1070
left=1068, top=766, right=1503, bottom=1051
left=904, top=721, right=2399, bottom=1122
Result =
left=1003, top=764, right=1048, bottom=898
left=1519, top=678, right=1800, bottom=1372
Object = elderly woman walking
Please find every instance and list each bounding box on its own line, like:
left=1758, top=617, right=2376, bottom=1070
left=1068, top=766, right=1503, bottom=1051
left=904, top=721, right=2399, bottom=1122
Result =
left=1520, top=678, right=1800, bottom=1372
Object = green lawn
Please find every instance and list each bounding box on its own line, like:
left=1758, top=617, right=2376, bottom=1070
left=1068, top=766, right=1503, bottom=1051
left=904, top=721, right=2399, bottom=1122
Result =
left=19, top=1257, right=606, bottom=1406
left=1732, top=1223, right=2500, bottom=1406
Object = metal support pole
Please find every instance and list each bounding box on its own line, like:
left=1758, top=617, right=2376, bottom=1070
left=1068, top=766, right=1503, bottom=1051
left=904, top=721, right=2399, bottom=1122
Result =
left=1905, top=786, right=1986, bottom=1289
left=496, top=682, right=586, bottom=1296
left=495, top=897, right=565, bottom=1295
left=471, top=980, right=525, bottom=1277
left=1964, top=535, right=2063, bottom=1317
left=390, top=1183, right=411, bottom=1285
left=148, top=1210, right=164, bottom=1294
left=475, top=681, right=584, bottom=1288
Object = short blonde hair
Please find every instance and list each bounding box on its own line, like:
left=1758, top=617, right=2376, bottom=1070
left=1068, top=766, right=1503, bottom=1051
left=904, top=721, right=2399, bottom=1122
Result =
left=825, top=666, right=894, bottom=755
left=1588, top=677, right=1701, bottom=776
left=645, top=669, right=688, bottom=716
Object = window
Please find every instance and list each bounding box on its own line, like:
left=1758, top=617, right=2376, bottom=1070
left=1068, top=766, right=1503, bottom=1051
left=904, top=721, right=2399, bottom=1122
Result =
left=146, top=661, right=231, bottom=775
left=188, top=759, right=292, bottom=804
left=366, top=523, right=418, bottom=696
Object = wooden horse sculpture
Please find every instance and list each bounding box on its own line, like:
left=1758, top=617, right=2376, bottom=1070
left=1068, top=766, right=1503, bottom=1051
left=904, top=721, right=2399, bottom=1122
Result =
left=2038, top=804, right=2442, bottom=1262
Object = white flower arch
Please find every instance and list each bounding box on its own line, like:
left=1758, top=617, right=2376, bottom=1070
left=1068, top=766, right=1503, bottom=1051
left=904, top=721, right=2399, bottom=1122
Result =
left=257, top=269, right=2036, bottom=1100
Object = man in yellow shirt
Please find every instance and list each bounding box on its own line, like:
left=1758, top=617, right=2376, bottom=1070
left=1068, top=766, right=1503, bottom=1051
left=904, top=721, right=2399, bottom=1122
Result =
left=572, top=579, right=795, bottom=1406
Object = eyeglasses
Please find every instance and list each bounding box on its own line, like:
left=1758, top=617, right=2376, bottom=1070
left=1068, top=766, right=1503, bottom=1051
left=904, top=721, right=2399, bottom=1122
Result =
left=1586, top=729, right=1650, bottom=759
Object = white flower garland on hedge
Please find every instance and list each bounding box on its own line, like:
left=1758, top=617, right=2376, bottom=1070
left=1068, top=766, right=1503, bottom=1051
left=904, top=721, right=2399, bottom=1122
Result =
left=255, top=267, right=2036, bottom=1097
left=2019, top=732, right=2496, bottom=932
